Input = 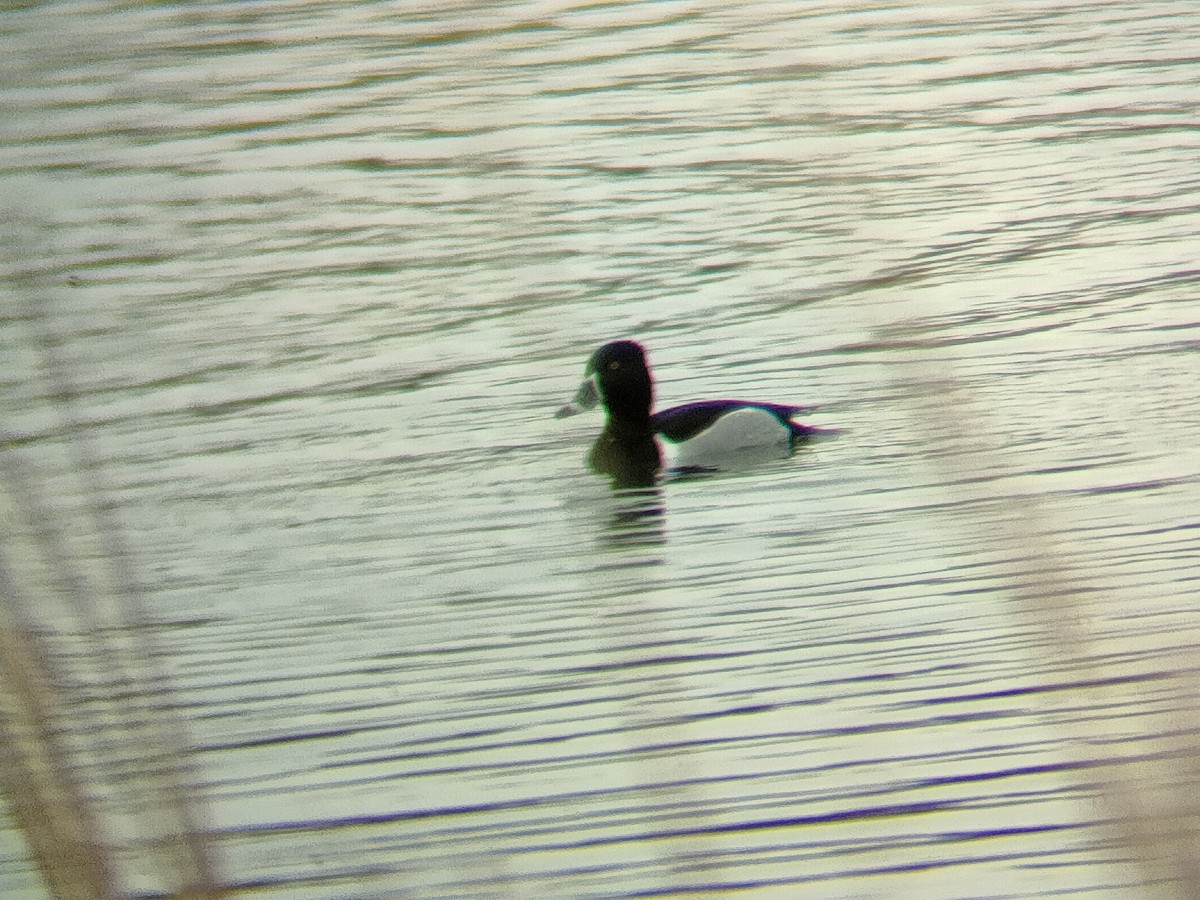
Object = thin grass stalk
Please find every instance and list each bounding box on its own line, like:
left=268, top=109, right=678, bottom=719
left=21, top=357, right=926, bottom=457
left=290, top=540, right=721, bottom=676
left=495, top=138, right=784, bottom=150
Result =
left=1, top=257, right=223, bottom=897
left=0, top=568, right=116, bottom=900
left=892, top=337, right=1200, bottom=898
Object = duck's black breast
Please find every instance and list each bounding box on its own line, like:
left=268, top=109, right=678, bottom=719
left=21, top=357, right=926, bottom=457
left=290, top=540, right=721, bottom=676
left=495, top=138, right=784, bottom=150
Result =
left=588, top=429, right=662, bottom=488
left=652, top=400, right=809, bottom=443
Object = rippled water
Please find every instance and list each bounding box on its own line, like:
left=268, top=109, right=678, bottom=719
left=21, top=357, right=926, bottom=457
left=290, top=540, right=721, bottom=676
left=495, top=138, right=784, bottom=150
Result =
left=3, top=1, right=1199, bottom=897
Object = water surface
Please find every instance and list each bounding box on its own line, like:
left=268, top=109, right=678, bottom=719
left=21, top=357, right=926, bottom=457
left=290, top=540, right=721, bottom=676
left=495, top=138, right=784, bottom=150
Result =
left=2, top=1, right=1199, bottom=896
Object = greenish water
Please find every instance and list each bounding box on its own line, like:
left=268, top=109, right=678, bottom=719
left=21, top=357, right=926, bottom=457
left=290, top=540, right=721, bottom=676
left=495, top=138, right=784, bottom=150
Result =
left=2, top=1, right=1199, bottom=896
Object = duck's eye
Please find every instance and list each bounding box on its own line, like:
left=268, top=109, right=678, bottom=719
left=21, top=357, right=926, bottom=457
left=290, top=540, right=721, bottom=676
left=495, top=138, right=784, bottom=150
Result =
left=608, top=361, right=621, bottom=371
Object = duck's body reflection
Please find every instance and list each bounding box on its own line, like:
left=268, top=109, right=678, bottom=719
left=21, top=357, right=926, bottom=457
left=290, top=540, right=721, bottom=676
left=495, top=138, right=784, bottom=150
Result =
left=588, top=428, right=667, bottom=544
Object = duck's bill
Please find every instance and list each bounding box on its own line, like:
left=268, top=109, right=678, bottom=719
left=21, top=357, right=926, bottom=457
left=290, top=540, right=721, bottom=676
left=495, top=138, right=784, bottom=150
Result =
left=555, top=376, right=599, bottom=418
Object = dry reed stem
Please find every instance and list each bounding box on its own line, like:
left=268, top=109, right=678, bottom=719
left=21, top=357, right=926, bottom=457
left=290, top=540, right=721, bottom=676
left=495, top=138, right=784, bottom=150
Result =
left=892, top=342, right=1200, bottom=899
left=0, top=261, right=224, bottom=898
left=0, top=583, right=115, bottom=900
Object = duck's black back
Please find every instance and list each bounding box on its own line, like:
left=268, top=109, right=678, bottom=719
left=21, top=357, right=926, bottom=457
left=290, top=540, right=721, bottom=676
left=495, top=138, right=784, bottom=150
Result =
left=652, top=400, right=808, bottom=443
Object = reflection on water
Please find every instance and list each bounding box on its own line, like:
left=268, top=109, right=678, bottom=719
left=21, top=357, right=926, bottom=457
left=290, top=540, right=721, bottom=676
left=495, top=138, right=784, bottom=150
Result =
left=3, top=0, right=1200, bottom=896
left=602, top=485, right=667, bottom=549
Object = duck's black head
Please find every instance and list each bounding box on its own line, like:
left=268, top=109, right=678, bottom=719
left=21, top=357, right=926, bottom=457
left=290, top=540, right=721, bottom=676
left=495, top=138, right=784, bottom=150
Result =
left=578, top=340, right=655, bottom=427
left=555, top=340, right=660, bottom=485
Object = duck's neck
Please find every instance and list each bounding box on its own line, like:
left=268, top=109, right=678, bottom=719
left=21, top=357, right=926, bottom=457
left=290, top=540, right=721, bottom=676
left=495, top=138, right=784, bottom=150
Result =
left=602, top=383, right=653, bottom=434
left=603, top=410, right=654, bottom=440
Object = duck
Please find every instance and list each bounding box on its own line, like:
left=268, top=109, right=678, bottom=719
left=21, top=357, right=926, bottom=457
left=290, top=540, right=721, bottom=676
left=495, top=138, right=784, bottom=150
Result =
left=557, top=340, right=816, bottom=483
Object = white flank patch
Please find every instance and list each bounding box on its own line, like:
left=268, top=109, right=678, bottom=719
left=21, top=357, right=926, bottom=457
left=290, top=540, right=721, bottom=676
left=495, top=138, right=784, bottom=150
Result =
left=667, top=407, right=791, bottom=469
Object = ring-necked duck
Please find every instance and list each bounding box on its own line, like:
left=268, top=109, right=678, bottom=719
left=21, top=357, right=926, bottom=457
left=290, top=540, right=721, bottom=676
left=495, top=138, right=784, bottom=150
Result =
left=557, top=340, right=816, bottom=482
